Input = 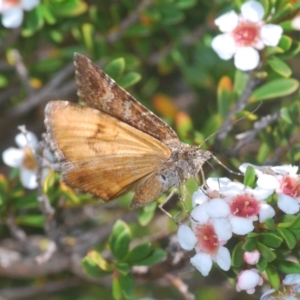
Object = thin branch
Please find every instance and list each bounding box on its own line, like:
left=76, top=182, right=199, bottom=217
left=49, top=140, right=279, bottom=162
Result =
left=0, top=277, right=81, bottom=299
left=10, top=49, right=35, bottom=95
left=164, top=273, right=195, bottom=300
left=106, top=0, right=153, bottom=43
left=227, top=111, right=282, bottom=156
left=214, top=71, right=260, bottom=145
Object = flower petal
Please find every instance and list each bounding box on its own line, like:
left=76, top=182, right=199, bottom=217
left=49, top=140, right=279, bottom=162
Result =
left=206, top=198, right=230, bottom=218
left=283, top=274, right=300, bottom=286
left=253, top=187, right=273, bottom=200
left=215, top=246, right=231, bottom=271
left=260, top=288, right=276, bottom=300
left=257, top=174, right=280, bottom=190
left=260, top=24, right=283, bottom=47
left=15, top=132, right=38, bottom=148
left=212, top=34, right=236, bottom=60
left=190, top=253, right=212, bottom=276
left=213, top=218, right=232, bottom=241
left=230, top=216, right=254, bottom=235
left=259, top=203, right=275, bottom=222
left=207, top=177, right=231, bottom=190
left=234, top=47, right=260, bottom=71
left=215, top=10, right=239, bottom=32
left=2, top=147, right=24, bottom=167
left=177, top=225, right=197, bottom=250
left=278, top=194, right=299, bottom=214
left=271, top=165, right=298, bottom=175
left=292, top=16, right=300, bottom=31
left=20, top=168, right=38, bottom=189
left=192, top=189, right=208, bottom=207
left=241, top=1, right=264, bottom=22
left=21, top=0, right=40, bottom=11
left=1, top=7, right=23, bottom=28
left=190, top=203, right=209, bottom=224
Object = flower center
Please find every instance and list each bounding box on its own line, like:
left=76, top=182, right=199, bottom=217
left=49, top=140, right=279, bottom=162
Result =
left=194, top=224, right=219, bottom=254
left=231, top=194, right=259, bottom=217
left=232, top=21, right=260, bottom=47
left=281, top=176, right=300, bottom=198
left=2, top=0, right=20, bottom=10
left=22, top=147, right=38, bottom=170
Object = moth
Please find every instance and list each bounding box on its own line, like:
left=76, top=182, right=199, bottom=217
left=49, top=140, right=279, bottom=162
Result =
left=44, top=54, right=211, bottom=208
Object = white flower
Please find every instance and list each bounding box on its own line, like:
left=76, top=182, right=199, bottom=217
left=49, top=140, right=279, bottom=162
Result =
left=261, top=274, right=300, bottom=299
left=0, top=0, right=40, bottom=28
left=283, top=274, right=300, bottom=294
left=236, top=269, right=263, bottom=294
left=292, top=15, right=300, bottom=31
left=192, top=177, right=231, bottom=207
left=177, top=204, right=232, bottom=276
left=241, top=163, right=300, bottom=215
left=2, top=131, right=39, bottom=189
left=244, top=249, right=260, bottom=265
left=211, top=1, right=283, bottom=71
left=220, top=182, right=274, bottom=234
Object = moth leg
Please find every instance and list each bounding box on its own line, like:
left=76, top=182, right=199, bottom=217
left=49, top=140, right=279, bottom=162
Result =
left=158, top=189, right=179, bottom=223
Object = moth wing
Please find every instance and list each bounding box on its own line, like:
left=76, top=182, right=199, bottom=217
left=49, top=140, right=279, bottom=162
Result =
left=44, top=101, right=171, bottom=201
left=74, top=53, right=178, bottom=144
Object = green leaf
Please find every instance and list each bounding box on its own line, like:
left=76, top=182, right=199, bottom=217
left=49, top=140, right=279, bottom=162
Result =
left=276, top=227, right=296, bottom=249
left=251, top=78, right=299, bottom=101
left=257, top=242, right=276, bottom=262
left=82, top=23, right=94, bottom=52
left=256, top=233, right=283, bottom=248
left=267, top=57, right=292, bottom=78
left=125, top=242, right=152, bottom=264
left=279, top=41, right=300, bottom=59
left=256, top=257, right=268, bottom=272
left=278, top=214, right=300, bottom=229
left=49, top=0, right=87, bottom=17
left=274, top=259, right=300, bottom=273
left=40, top=3, right=56, bottom=24
left=278, top=35, right=292, bottom=52
left=159, top=7, right=184, bottom=25
left=119, top=273, right=135, bottom=299
left=138, top=202, right=157, bottom=226
left=22, top=6, right=44, bottom=37
left=175, top=0, right=196, bottom=8
left=113, top=275, right=122, bottom=300
left=242, top=238, right=257, bottom=252
left=109, top=220, right=131, bottom=260
left=243, top=166, right=256, bottom=188
left=16, top=215, right=45, bottom=228
left=231, top=242, right=244, bottom=268
left=118, top=72, right=141, bottom=88
left=266, top=265, right=280, bottom=290
left=264, top=218, right=276, bottom=230
left=81, top=251, right=113, bottom=278
left=133, top=248, right=166, bottom=266
left=104, top=58, right=125, bottom=79
left=116, top=262, right=131, bottom=275
left=217, top=76, right=232, bottom=120
left=269, top=3, right=293, bottom=23
left=233, top=69, right=248, bottom=97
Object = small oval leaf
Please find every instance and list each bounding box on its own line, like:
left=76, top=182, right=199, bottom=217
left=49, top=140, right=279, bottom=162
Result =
left=251, top=78, right=299, bottom=101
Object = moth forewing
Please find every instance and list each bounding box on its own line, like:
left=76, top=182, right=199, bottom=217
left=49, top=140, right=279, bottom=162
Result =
left=44, top=101, right=172, bottom=203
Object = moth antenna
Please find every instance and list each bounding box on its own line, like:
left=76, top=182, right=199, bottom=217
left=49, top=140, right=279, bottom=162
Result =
left=210, top=153, right=243, bottom=176
left=201, top=102, right=263, bottom=145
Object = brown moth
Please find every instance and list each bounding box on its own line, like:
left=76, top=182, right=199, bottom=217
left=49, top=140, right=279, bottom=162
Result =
left=44, top=54, right=211, bottom=208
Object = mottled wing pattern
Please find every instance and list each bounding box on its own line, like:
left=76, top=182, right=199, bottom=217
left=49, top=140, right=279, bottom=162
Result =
left=44, top=101, right=171, bottom=201
left=74, top=53, right=178, bottom=145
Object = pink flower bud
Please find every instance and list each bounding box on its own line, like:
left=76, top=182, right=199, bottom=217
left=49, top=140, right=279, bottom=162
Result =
left=243, top=249, right=260, bottom=265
